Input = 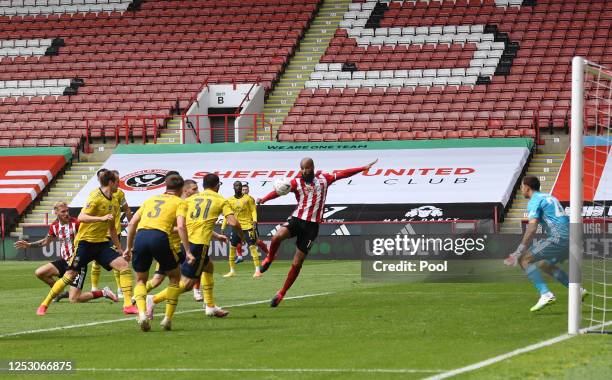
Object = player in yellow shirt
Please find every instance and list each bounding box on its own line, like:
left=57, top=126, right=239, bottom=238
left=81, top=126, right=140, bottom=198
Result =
left=37, top=170, right=137, bottom=316
left=147, top=173, right=244, bottom=318
left=145, top=179, right=228, bottom=301
left=91, top=170, right=133, bottom=300
left=223, top=181, right=262, bottom=278
left=126, top=173, right=192, bottom=332
left=236, top=182, right=269, bottom=262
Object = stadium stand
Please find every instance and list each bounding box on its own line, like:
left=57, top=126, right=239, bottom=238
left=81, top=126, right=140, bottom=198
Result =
left=0, top=0, right=321, bottom=149
left=0, top=146, right=71, bottom=234
left=278, top=0, right=612, bottom=142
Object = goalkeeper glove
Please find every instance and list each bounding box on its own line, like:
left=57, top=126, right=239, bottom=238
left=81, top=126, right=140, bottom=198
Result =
left=503, top=243, right=526, bottom=267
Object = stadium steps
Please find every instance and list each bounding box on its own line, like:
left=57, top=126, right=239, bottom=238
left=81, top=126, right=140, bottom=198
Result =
left=254, top=0, right=352, bottom=141
left=12, top=160, right=104, bottom=238
left=155, top=117, right=182, bottom=145
left=500, top=153, right=565, bottom=234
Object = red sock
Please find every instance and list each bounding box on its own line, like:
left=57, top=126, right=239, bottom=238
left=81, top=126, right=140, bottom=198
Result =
left=236, top=243, right=243, bottom=256
left=279, top=264, right=301, bottom=296
left=267, top=238, right=281, bottom=263
left=194, top=279, right=200, bottom=290
left=92, top=290, right=103, bottom=299
left=257, top=240, right=269, bottom=255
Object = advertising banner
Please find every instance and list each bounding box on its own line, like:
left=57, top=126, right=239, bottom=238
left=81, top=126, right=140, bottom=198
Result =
left=69, top=139, right=532, bottom=222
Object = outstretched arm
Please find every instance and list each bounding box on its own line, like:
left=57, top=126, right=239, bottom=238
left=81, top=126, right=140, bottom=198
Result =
left=15, top=235, right=53, bottom=249
left=331, top=159, right=378, bottom=183
left=258, top=179, right=297, bottom=205
left=258, top=190, right=279, bottom=205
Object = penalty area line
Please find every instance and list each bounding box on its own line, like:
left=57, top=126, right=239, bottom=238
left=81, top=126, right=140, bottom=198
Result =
left=424, top=320, right=612, bottom=380
left=0, top=292, right=333, bottom=339
left=76, top=367, right=445, bottom=374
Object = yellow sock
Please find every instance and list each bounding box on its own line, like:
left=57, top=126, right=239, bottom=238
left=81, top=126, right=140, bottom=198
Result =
left=113, top=269, right=121, bottom=291
left=42, top=275, right=71, bottom=307
left=154, top=281, right=186, bottom=304
left=201, top=271, right=214, bottom=308
left=90, top=262, right=101, bottom=289
left=249, top=245, right=261, bottom=268
left=145, top=280, right=154, bottom=292
left=118, top=269, right=133, bottom=307
left=134, top=283, right=147, bottom=314
left=229, top=246, right=236, bottom=271
left=164, top=283, right=182, bottom=321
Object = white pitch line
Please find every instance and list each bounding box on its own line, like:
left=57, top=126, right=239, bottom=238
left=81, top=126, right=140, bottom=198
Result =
left=77, top=368, right=444, bottom=374
left=424, top=320, right=612, bottom=380
left=0, top=292, right=332, bottom=339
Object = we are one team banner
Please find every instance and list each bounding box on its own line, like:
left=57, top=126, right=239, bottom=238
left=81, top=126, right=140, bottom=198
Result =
left=69, top=139, right=533, bottom=222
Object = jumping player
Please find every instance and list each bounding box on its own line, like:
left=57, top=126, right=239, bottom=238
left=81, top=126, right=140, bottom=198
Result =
left=257, top=157, right=377, bottom=307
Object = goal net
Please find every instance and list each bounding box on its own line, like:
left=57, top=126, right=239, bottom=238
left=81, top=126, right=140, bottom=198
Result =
left=569, top=57, right=612, bottom=334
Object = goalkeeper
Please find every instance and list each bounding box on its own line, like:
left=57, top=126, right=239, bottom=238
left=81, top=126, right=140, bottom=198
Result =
left=504, top=176, right=586, bottom=312
left=223, top=181, right=263, bottom=278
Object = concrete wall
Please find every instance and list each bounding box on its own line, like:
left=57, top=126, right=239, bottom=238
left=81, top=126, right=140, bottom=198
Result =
left=184, top=83, right=263, bottom=143
left=235, top=85, right=264, bottom=142
left=183, top=87, right=210, bottom=144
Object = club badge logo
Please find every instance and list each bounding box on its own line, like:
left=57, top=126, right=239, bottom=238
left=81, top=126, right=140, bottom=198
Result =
left=119, top=169, right=168, bottom=192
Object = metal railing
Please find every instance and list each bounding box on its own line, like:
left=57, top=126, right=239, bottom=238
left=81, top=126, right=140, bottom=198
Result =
left=233, top=78, right=261, bottom=115
left=180, top=113, right=271, bottom=144
left=84, top=114, right=169, bottom=151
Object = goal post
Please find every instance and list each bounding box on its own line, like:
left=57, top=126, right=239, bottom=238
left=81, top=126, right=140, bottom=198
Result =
left=569, top=57, right=612, bottom=335
left=568, top=56, right=584, bottom=335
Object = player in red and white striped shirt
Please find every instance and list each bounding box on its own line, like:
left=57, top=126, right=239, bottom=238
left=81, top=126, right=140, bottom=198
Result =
left=15, top=202, right=117, bottom=303
left=257, top=157, right=377, bottom=307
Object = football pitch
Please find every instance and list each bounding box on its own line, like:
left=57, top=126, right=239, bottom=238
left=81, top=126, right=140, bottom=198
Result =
left=0, top=261, right=610, bottom=379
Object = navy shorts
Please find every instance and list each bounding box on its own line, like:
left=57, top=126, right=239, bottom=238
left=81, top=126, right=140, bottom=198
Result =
left=132, top=229, right=177, bottom=273
left=51, top=259, right=87, bottom=290
left=180, top=243, right=209, bottom=279
left=155, top=249, right=186, bottom=275
left=283, top=217, right=319, bottom=254
left=70, top=240, right=120, bottom=272
left=230, top=228, right=257, bottom=247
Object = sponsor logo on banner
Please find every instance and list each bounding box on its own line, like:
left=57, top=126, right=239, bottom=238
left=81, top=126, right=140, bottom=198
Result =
left=331, top=225, right=351, bottom=236
left=267, top=224, right=283, bottom=237
left=322, top=206, right=348, bottom=222
left=405, top=206, right=444, bottom=219
left=119, top=169, right=168, bottom=192
left=561, top=205, right=612, bottom=218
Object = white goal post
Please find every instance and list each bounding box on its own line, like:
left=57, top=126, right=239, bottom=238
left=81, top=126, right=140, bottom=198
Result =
left=569, top=56, right=612, bottom=335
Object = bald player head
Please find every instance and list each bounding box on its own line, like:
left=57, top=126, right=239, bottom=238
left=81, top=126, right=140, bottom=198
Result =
left=300, top=157, right=315, bottom=182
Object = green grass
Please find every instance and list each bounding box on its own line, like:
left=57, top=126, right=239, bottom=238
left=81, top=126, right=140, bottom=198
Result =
left=0, top=260, right=609, bottom=380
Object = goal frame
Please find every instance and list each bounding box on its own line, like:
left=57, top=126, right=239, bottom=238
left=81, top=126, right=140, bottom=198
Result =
left=569, top=56, right=612, bottom=334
